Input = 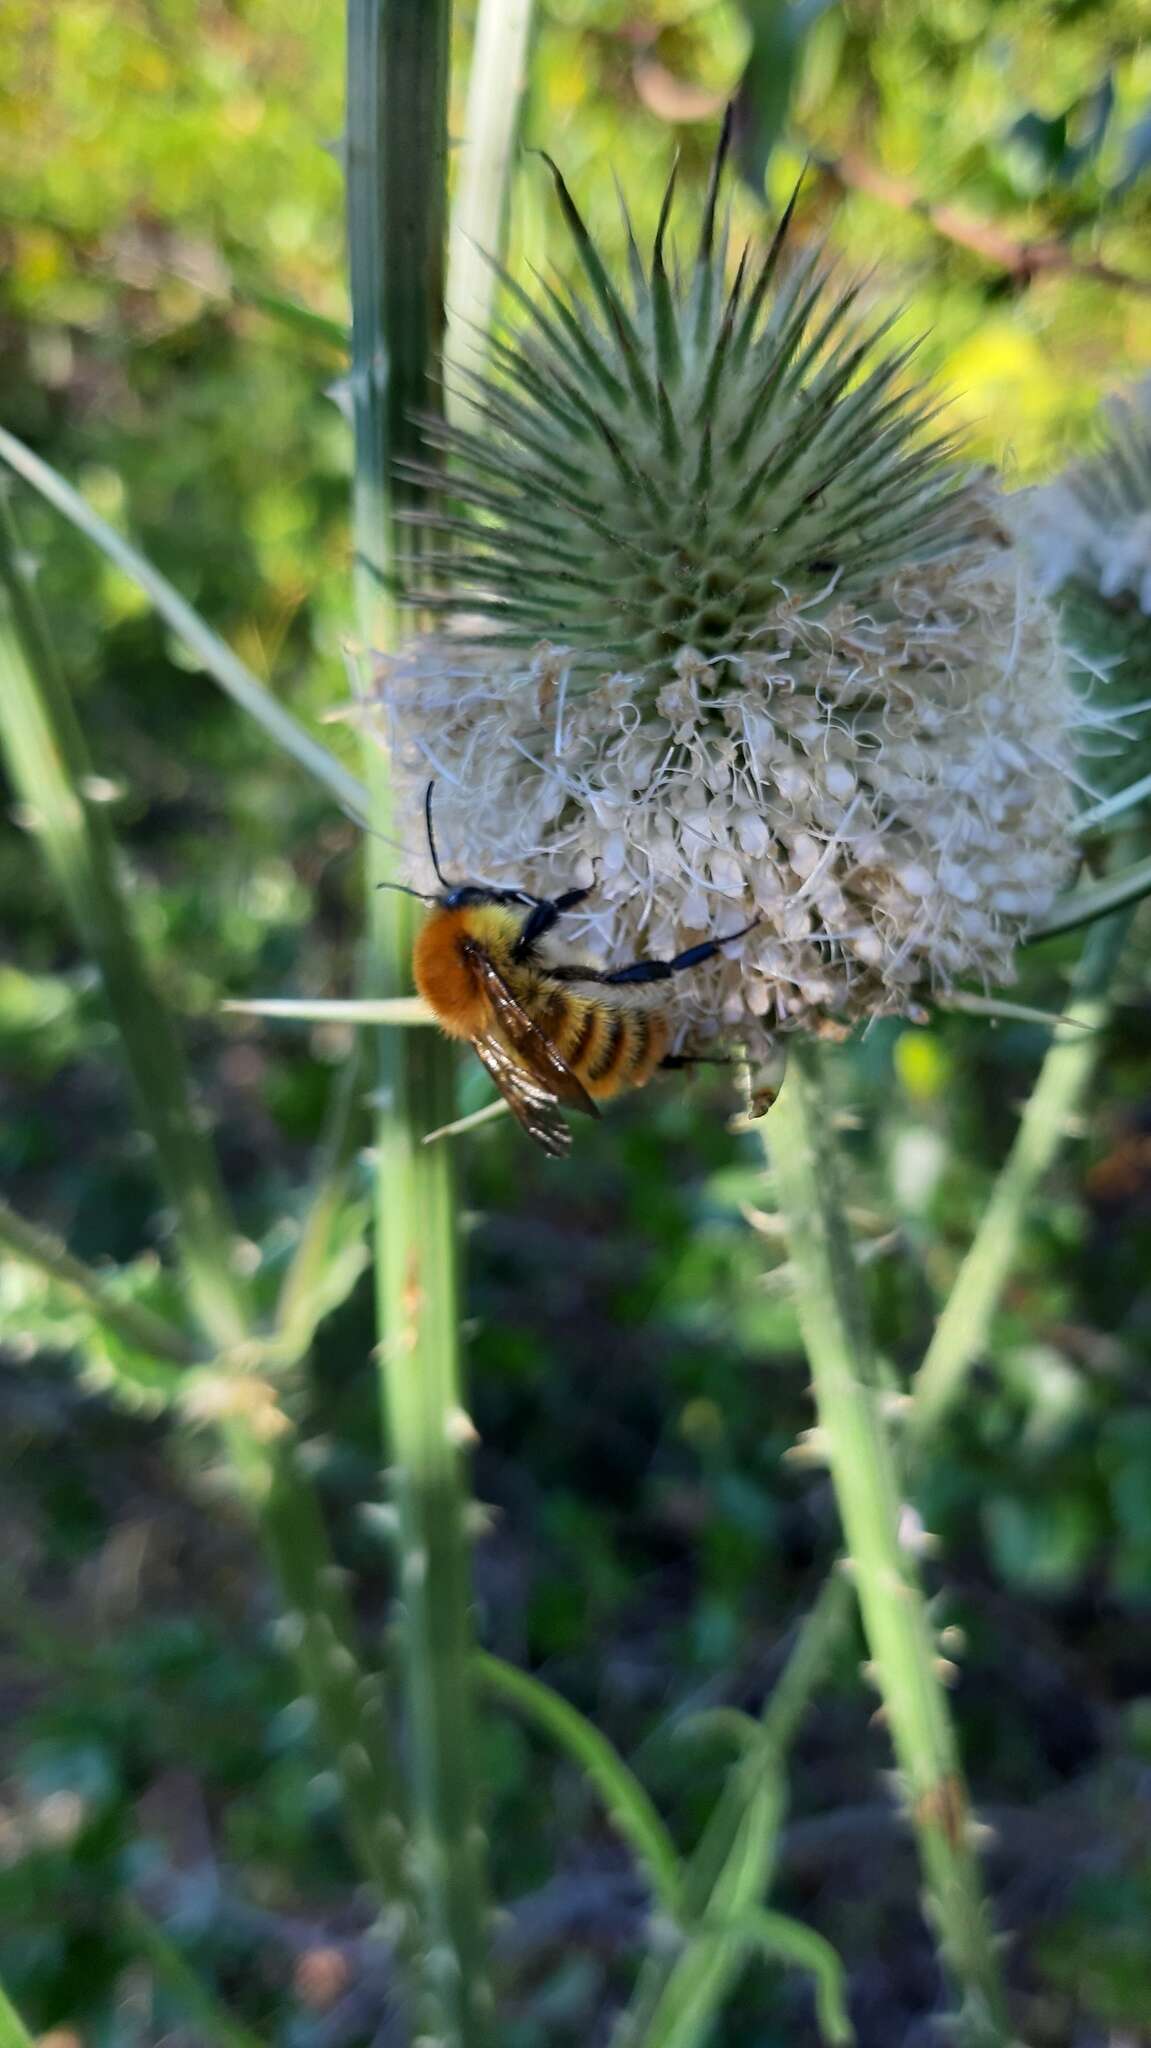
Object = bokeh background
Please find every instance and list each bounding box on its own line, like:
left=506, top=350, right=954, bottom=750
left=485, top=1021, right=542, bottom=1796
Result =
left=3, top=2, right=1151, bottom=2043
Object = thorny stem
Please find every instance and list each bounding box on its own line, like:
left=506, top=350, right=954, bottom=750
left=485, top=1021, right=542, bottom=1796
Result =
left=767, top=1041, right=1014, bottom=2047
left=0, top=1194, right=199, bottom=1367
left=257, top=1443, right=413, bottom=1912
left=910, top=907, right=1133, bottom=1437
left=346, top=2, right=494, bottom=2040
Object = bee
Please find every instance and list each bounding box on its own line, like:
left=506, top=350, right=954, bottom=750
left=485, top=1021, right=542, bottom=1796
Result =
left=386, top=785, right=757, bottom=1156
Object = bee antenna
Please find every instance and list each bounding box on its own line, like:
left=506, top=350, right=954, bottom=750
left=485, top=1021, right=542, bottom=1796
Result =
left=424, top=779, right=451, bottom=888
left=375, top=880, right=437, bottom=903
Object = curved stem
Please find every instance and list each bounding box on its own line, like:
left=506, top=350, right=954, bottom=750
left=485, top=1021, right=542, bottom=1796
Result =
left=766, top=1041, right=1012, bottom=2047
left=615, top=1574, right=852, bottom=2048
left=910, top=907, right=1132, bottom=1439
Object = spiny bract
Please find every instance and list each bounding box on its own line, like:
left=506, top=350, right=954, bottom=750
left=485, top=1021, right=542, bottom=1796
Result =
left=415, top=117, right=972, bottom=673
left=365, top=121, right=1079, bottom=1049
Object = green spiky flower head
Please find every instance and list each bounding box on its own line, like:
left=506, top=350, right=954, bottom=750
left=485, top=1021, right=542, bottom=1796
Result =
left=365, top=125, right=1079, bottom=1049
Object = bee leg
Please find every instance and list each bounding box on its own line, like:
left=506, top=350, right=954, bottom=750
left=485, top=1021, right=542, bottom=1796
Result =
left=512, top=886, right=594, bottom=963
left=659, top=1053, right=734, bottom=1069
left=602, top=917, right=759, bottom=986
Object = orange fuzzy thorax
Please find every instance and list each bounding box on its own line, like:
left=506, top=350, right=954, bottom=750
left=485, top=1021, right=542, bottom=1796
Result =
left=413, top=903, right=523, bottom=1040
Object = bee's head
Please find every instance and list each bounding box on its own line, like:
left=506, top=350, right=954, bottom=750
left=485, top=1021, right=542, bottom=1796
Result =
left=373, top=786, right=543, bottom=916
left=439, top=882, right=536, bottom=912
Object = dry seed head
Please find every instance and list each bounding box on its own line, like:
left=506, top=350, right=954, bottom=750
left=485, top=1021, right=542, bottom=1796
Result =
left=361, top=128, right=1078, bottom=1053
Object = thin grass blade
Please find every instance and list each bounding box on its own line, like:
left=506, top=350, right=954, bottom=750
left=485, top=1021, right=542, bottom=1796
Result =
left=0, top=429, right=369, bottom=825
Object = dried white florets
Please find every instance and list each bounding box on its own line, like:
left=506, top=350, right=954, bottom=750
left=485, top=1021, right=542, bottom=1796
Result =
left=357, top=135, right=1080, bottom=1058
left=361, top=501, right=1076, bottom=1056
left=1020, top=378, right=1151, bottom=613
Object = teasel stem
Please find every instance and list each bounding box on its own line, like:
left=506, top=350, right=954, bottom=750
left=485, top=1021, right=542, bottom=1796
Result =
left=766, top=1041, right=1013, bottom=2047
left=346, top=2, right=494, bottom=2039
left=910, top=903, right=1134, bottom=1438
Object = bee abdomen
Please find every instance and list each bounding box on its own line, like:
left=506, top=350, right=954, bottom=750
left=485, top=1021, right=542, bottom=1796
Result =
left=573, top=1006, right=671, bottom=1100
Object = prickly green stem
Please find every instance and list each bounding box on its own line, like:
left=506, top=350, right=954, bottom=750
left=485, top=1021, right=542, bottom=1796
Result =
left=766, top=1041, right=1013, bottom=2047
left=346, top=1, right=493, bottom=2039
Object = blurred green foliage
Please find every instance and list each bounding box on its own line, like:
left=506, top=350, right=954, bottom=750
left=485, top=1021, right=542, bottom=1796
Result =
left=2, top=2, right=1151, bottom=2043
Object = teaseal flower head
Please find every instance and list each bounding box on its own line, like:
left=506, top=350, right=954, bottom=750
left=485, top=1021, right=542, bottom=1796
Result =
left=366, top=119, right=1078, bottom=1055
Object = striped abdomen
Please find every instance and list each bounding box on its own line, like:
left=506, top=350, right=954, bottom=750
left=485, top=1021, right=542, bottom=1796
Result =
left=533, top=985, right=670, bottom=1101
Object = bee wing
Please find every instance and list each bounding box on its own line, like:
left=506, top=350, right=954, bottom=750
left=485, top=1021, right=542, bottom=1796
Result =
left=468, top=947, right=600, bottom=1120
left=471, top=1031, right=574, bottom=1157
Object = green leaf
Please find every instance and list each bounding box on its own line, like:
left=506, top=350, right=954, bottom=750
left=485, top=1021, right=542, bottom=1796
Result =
left=1113, top=106, right=1151, bottom=198
left=478, top=1652, right=683, bottom=1918
left=614, top=1579, right=851, bottom=2048
left=0, top=490, right=252, bottom=1352
left=236, top=282, right=350, bottom=350
left=0, top=1195, right=197, bottom=1375
left=733, top=2, right=819, bottom=192
left=273, top=1043, right=373, bottom=1363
